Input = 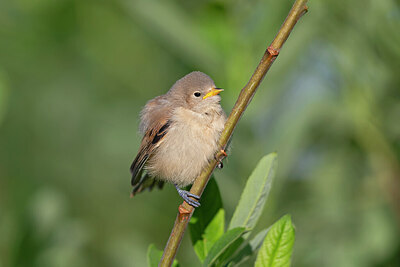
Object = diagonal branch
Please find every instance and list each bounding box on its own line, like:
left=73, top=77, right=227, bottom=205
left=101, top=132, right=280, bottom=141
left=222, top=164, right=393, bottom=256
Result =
left=160, top=0, right=308, bottom=266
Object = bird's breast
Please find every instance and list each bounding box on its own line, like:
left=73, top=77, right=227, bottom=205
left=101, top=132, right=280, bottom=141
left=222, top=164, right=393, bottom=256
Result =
left=145, top=107, right=225, bottom=186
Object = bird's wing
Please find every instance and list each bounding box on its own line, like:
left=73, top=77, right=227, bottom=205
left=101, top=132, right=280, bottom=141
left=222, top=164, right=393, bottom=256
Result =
left=130, top=119, right=170, bottom=186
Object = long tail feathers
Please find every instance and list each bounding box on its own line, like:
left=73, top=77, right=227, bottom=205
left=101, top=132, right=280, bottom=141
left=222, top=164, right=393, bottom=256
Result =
left=130, top=173, right=164, bottom=197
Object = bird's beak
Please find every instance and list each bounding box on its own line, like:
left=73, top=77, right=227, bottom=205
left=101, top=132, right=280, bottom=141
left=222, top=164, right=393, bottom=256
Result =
left=203, top=88, right=224, bottom=99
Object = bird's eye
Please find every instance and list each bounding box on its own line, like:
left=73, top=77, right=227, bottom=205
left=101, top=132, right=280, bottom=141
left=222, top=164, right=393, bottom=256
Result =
left=194, top=92, right=201, bottom=97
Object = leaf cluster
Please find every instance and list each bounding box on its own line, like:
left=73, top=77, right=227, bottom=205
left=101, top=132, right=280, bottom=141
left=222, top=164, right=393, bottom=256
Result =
left=148, top=153, right=296, bottom=266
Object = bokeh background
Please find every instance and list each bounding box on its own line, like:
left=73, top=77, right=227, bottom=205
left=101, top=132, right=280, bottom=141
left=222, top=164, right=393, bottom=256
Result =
left=1, top=0, right=399, bottom=266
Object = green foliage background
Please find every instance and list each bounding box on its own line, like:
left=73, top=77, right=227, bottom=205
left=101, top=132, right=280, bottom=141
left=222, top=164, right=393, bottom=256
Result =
left=0, top=0, right=399, bottom=266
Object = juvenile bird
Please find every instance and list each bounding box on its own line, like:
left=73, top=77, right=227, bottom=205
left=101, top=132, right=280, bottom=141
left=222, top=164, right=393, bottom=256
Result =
left=130, top=71, right=226, bottom=207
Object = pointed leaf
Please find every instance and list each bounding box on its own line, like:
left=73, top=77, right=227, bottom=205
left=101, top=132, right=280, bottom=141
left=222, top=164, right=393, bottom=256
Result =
left=255, top=215, right=295, bottom=267
left=189, top=177, right=224, bottom=261
left=202, top=227, right=246, bottom=267
left=229, top=153, right=277, bottom=233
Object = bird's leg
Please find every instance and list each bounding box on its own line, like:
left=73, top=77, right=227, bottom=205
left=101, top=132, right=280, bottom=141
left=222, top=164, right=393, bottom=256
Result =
left=174, top=184, right=201, bottom=208
left=215, top=149, right=227, bottom=169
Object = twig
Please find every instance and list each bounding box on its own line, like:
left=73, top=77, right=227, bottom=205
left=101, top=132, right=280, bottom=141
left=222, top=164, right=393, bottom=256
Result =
left=160, top=0, right=308, bottom=265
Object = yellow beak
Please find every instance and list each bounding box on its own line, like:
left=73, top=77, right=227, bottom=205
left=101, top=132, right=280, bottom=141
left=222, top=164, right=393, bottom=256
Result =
left=203, top=88, right=224, bottom=99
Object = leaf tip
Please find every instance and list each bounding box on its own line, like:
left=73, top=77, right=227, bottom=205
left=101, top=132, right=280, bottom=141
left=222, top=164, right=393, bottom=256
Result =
left=263, top=152, right=278, bottom=164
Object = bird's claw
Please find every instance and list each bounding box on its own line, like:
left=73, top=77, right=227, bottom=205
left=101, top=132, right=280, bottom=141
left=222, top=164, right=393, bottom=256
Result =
left=215, top=149, right=227, bottom=169
left=175, top=185, right=201, bottom=208
left=181, top=191, right=201, bottom=208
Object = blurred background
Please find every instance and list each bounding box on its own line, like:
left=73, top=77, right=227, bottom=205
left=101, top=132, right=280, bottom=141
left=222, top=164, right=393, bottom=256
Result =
left=1, top=0, right=399, bottom=266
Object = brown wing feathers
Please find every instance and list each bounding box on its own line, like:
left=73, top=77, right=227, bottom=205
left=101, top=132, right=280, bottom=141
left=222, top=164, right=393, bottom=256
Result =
left=130, top=147, right=149, bottom=186
left=130, top=120, right=170, bottom=187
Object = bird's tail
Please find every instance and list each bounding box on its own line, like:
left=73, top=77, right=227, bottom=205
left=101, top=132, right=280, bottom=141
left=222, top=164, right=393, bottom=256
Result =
left=130, top=173, right=164, bottom=197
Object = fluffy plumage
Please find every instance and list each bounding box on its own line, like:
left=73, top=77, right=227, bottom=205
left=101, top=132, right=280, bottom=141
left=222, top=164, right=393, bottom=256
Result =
left=130, top=71, right=226, bottom=196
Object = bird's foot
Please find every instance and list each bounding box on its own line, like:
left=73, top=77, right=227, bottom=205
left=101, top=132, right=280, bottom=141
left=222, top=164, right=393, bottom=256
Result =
left=216, top=149, right=227, bottom=169
left=175, top=184, right=201, bottom=208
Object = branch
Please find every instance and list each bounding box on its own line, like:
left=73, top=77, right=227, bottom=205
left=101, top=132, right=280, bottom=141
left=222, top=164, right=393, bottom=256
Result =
left=160, top=0, right=308, bottom=265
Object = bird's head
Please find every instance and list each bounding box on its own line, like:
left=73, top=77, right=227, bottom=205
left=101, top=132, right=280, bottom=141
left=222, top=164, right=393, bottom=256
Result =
left=168, top=71, right=223, bottom=113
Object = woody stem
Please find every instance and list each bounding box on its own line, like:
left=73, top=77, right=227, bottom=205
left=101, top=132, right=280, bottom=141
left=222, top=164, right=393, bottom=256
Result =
left=160, top=0, right=308, bottom=266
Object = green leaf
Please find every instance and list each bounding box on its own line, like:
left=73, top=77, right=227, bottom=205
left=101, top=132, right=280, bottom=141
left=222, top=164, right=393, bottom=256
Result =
left=228, top=153, right=277, bottom=234
left=255, top=215, right=295, bottom=267
left=214, top=235, right=245, bottom=266
left=147, top=244, right=162, bottom=267
left=189, top=177, right=224, bottom=262
left=202, top=227, right=246, bottom=267
left=147, top=244, right=179, bottom=267
left=227, top=227, right=270, bottom=266
left=202, top=209, right=225, bottom=256
left=250, top=228, right=271, bottom=252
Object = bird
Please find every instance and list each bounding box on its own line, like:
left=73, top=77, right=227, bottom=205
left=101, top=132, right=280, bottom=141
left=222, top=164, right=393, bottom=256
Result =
left=130, top=71, right=226, bottom=207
